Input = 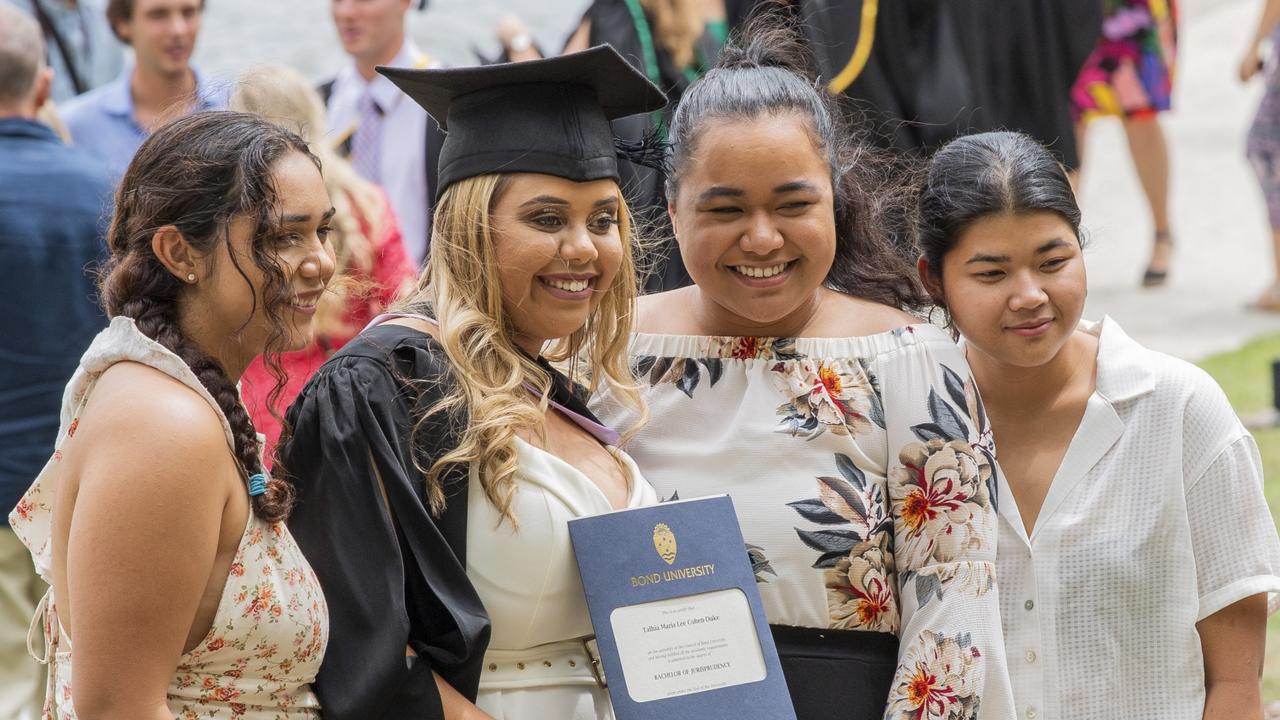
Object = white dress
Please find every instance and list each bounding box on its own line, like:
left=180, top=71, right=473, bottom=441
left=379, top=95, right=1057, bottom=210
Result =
left=8, top=317, right=328, bottom=719
left=992, top=317, right=1280, bottom=720
left=469, top=438, right=657, bottom=720
left=594, top=324, right=1017, bottom=720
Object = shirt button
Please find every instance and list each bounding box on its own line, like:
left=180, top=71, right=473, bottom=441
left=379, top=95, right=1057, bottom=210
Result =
left=1024, top=599, right=1035, bottom=611
left=1025, top=650, right=1037, bottom=663
left=1026, top=707, right=1038, bottom=720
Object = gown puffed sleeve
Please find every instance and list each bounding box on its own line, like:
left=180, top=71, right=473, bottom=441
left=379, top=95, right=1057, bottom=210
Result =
left=278, top=327, right=491, bottom=720
left=872, top=327, right=1016, bottom=720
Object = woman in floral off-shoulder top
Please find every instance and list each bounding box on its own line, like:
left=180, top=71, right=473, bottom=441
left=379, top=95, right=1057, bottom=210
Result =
left=591, top=19, right=1016, bottom=720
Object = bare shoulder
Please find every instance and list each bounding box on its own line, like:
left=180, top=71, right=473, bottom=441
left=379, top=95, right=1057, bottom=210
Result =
left=635, top=287, right=700, bottom=334
left=809, top=290, right=921, bottom=338
left=74, top=362, right=235, bottom=498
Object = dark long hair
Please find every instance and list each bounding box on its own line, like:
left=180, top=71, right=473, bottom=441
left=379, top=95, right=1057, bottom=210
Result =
left=916, top=131, right=1083, bottom=282
left=98, top=110, right=316, bottom=523
left=665, top=14, right=928, bottom=311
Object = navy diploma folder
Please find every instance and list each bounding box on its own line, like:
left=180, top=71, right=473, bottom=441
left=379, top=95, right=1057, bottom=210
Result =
left=569, top=495, right=796, bottom=719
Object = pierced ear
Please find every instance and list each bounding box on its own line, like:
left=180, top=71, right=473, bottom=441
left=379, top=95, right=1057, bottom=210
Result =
left=916, top=255, right=944, bottom=304
left=152, top=226, right=201, bottom=284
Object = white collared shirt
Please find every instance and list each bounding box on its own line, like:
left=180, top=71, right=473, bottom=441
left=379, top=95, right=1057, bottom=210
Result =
left=991, top=317, right=1280, bottom=720
left=326, top=40, right=435, bottom=266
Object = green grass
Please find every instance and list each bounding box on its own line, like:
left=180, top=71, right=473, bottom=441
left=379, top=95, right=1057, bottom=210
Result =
left=1198, top=334, right=1280, bottom=701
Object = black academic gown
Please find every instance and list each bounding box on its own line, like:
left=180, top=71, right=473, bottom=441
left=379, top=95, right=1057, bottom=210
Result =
left=279, top=324, right=490, bottom=720
left=726, top=0, right=1102, bottom=169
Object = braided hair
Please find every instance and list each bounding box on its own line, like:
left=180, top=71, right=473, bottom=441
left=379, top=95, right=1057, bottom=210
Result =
left=99, top=110, right=316, bottom=523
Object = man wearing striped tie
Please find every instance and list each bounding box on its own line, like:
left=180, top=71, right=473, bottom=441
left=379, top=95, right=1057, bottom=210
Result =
left=323, top=0, right=442, bottom=267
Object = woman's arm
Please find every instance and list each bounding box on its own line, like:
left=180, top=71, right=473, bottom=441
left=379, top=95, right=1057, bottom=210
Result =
left=435, top=671, right=495, bottom=720
left=1199, top=594, right=1267, bottom=720
left=1240, top=0, right=1280, bottom=81
left=66, top=375, right=235, bottom=719
left=1182, top=417, right=1280, bottom=720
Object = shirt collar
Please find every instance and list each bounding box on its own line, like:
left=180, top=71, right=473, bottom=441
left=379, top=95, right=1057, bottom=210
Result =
left=100, top=71, right=134, bottom=117
left=100, top=65, right=225, bottom=118
left=0, top=117, right=59, bottom=143
left=340, top=39, right=428, bottom=110
left=1082, top=315, right=1157, bottom=405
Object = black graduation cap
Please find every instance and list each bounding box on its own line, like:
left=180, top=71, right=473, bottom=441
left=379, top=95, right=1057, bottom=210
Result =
left=378, top=45, right=668, bottom=200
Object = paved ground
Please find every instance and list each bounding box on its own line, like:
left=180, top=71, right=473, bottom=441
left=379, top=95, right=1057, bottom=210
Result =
left=194, top=0, right=1280, bottom=361
left=1079, top=0, right=1280, bottom=360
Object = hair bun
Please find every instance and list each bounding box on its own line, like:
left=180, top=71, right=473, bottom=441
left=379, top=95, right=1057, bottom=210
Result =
left=716, top=9, right=818, bottom=82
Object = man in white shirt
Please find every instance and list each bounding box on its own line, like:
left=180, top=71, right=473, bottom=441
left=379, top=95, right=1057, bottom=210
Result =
left=323, top=0, right=442, bottom=267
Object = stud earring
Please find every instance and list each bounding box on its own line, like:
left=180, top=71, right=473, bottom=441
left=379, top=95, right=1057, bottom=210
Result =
left=186, top=273, right=197, bottom=283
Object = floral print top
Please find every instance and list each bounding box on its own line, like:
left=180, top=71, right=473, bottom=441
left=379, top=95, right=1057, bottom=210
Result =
left=8, top=317, right=328, bottom=719
left=593, top=324, right=1016, bottom=720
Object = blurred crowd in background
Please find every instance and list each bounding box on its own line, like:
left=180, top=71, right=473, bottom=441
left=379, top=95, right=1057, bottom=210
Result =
left=2, top=0, right=1279, bottom=717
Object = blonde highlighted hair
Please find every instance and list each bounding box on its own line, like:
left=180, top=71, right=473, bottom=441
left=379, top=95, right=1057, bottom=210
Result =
left=400, top=174, right=646, bottom=524
left=230, top=64, right=394, bottom=340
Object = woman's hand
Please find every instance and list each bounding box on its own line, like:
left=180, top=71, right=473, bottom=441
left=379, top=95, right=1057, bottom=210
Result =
left=496, top=14, right=540, bottom=63
left=1240, top=42, right=1265, bottom=82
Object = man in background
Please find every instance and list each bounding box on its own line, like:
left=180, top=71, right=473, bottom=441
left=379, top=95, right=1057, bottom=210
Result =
left=324, top=0, right=442, bottom=266
left=0, top=6, right=112, bottom=718
left=60, top=0, right=226, bottom=180
left=1, top=0, right=125, bottom=102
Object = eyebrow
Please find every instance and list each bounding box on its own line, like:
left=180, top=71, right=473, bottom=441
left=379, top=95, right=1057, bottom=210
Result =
left=774, top=181, right=820, bottom=194
left=520, top=195, right=569, bottom=208
left=696, top=186, right=745, bottom=203
left=964, top=237, right=1073, bottom=264
left=281, top=207, right=336, bottom=224
left=518, top=195, right=619, bottom=209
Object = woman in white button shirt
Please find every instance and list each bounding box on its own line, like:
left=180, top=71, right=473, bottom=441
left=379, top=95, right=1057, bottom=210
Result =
left=915, top=130, right=1280, bottom=719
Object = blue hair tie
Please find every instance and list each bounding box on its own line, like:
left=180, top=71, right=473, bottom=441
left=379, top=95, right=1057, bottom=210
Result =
left=248, top=473, right=268, bottom=497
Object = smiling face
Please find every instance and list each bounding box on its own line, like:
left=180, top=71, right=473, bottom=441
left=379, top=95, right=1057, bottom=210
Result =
left=116, top=0, right=202, bottom=78
left=488, top=173, right=625, bottom=355
left=930, top=211, right=1086, bottom=369
left=669, top=112, right=836, bottom=336
left=191, top=151, right=336, bottom=361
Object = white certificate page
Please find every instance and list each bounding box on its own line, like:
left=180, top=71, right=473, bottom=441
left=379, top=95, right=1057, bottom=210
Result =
left=609, top=588, right=767, bottom=702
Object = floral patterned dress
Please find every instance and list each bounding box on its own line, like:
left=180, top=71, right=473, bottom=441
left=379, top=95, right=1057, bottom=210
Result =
left=8, top=316, right=328, bottom=719
left=592, top=324, right=1016, bottom=720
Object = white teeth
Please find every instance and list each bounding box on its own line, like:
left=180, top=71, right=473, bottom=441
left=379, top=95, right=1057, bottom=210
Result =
left=732, top=262, right=788, bottom=279
left=545, top=278, right=590, bottom=293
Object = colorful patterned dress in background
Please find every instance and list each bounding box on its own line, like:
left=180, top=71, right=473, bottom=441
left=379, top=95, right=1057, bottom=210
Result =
left=1247, top=24, right=1280, bottom=230
left=1071, top=0, right=1179, bottom=122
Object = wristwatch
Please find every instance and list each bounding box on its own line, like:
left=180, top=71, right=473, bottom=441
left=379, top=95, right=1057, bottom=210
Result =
left=508, top=33, right=533, bottom=54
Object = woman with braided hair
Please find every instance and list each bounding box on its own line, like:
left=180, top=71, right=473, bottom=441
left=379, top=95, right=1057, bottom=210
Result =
left=8, top=110, right=335, bottom=719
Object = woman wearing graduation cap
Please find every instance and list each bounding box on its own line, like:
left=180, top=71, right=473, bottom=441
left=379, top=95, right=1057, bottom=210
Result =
left=276, top=47, right=666, bottom=720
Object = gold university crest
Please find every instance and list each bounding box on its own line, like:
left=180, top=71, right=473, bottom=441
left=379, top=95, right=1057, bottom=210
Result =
left=652, top=522, right=677, bottom=565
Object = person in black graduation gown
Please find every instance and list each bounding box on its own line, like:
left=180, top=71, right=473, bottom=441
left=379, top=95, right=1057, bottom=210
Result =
left=725, top=0, right=1101, bottom=170
left=276, top=46, right=666, bottom=720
